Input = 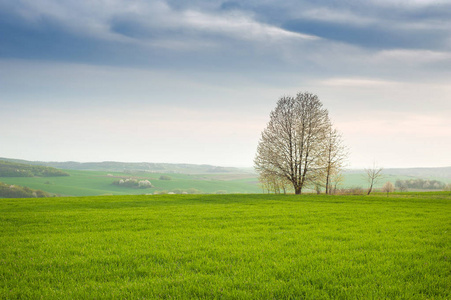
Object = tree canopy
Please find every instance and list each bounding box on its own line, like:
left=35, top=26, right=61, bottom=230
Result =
left=255, top=92, right=346, bottom=194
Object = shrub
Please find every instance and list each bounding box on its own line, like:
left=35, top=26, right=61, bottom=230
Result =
left=187, top=188, right=201, bottom=194
left=154, top=190, right=168, bottom=195
left=113, top=178, right=152, bottom=189
left=159, top=175, right=172, bottom=180
left=382, top=181, right=395, bottom=196
left=138, top=180, right=152, bottom=188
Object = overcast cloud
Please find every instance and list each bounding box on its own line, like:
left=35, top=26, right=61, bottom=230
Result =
left=0, top=0, right=450, bottom=167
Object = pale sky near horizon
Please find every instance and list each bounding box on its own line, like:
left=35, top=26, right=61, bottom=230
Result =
left=1, top=0, right=450, bottom=168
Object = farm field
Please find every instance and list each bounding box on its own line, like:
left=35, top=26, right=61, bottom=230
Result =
left=343, top=173, right=451, bottom=190
left=1, top=193, right=449, bottom=299
left=2, top=168, right=450, bottom=197
left=0, top=170, right=262, bottom=196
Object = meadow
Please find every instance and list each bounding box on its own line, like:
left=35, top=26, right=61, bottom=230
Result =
left=2, top=168, right=448, bottom=197
left=0, top=193, right=449, bottom=299
left=0, top=170, right=262, bottom=196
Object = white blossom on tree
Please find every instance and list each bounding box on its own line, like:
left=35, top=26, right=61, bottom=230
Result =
left=255, top=92, right=347, bottom=194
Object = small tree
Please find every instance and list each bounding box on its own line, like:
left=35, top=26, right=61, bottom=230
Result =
left=365, top=162, right=383, bottom=195
left=323, top=127, right=347, bottom=194
left=138, top=180, right=152, bottom=188
left=382, top=181, right=394, bottom=197
left=313, top=182, right=323, bottom=194
left=258, top=170, right=292, bottom=194
left=444, top=183, right=451, bottom=194
left=330, top=172, right=344, bottom=194
left=395, top=179, right=408, bottom=192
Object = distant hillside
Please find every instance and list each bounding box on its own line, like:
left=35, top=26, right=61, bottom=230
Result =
left=0, top=160, right=69, bottom=177
left=383, top=167, right=451, bottom=179
left=344, top=167, right=451, bottom=179
left=0, top=158, right=246, bottom=174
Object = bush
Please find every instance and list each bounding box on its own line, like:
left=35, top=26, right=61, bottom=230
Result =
left=382, top=181, right=395, bottom=196
left=159, top=175, right=172, bottom=180
left=154, top=190, right=168, bottom=195
left=187, top=188, right=201, bottom=194
left=113, top=178, right=152, bottom=189
left=138, top=180, right=152, bottom=188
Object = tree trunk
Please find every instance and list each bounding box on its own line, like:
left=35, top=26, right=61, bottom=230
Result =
left=325, top=174, right=330, bottom=194
left=295, top=186, right=302, bottom=194
left=367, top=183, right=373, bottom=195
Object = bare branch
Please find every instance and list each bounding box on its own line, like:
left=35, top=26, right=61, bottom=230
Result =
left=255, top=92, right=347, bottom=195
left=365, top=162, right=383, bottom=195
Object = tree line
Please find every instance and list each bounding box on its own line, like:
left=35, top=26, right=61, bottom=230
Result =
left=0, top=182, right=52, bottom=198
left=395, top=178, right=447, bottom=191
left=0, top=161, right=69, bottom=177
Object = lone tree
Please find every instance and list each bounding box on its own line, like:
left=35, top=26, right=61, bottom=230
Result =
left=254, top=92, right=346, bottom=194
left=365, top=162, right=383, bottom=195
left=382, top=181, right=395, bottom=197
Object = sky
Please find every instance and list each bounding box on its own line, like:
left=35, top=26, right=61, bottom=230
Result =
left=0, top=0, right=450, bottom=168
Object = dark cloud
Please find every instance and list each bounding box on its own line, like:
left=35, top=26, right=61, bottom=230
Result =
left=224, top=1, right=451, bottom=50
left=0, top=0, right=449, bottom=73
left=282, top=19, right=445, bottom=50
left=110, top=18, right=154, bottom=39
left=219, top=1, right=242, bottom=11
left=0, top=1, right=449, bottom=168
left=0, top=13, right=99, bottom=61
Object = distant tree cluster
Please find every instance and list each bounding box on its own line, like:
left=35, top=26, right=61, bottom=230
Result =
left=0, top=182, right=52, bottom=198
left=395, top=179, right=446, bottom=191
left=153, top=188, right=200, bottom=195
left=0, top=161, right=69, bottom=177
left=112, top=178, right=152, bottom=189
left=254, top=92, right=347, bottom=194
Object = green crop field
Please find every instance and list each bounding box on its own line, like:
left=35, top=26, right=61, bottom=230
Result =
left=0, top=170, right=262, bottom=196
left=2, top=168, right=450, bottom=198
left=1, top=193, right=449, bottom=299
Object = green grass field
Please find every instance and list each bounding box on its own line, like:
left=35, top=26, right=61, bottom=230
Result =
left=0, top=170, right=262, bottom=196
left=1, top=193, right=449, bottom=299
left=2, top=168, right=449, bottom=197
